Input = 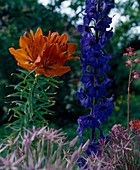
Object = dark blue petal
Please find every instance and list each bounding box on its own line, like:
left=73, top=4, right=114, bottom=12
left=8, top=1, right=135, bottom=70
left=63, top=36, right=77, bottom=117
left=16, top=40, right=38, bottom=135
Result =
left=77, top=156, right=88, bottom=169
left=76, top=88, right=92, bottom=108
left=77, top=115, right=100, bottom=137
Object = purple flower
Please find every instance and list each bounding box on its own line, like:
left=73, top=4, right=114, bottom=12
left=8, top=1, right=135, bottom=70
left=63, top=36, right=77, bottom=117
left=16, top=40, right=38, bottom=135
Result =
left=77, top=156, right=88, bottom=169
left=92, top=100, right=114, bottom=123
left=78, top=115, right=100, bottom=137
left=95, top=16, right=112, bottom=31
left=99, top=28, right=113, bottom=47
left=86, top=6, right=100, bottom=20
left=102, top=0, right=115, bottom=14
left=85, top=141, right=101, bottom=156
left=76, top=88, right=92, bottom=108
left=81, top=73, right=93, bottom=87
left=76, top=0, right=114, bottom=165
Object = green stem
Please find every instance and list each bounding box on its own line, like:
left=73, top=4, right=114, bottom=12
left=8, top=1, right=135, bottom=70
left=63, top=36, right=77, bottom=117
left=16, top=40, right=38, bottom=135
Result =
left=26, top=75, right=39, bottom=129
left=127, top=66, right=132, bottom=129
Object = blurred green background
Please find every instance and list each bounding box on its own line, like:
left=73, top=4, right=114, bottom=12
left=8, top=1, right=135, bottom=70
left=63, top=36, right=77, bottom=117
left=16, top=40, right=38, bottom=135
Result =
left=0, top=0, right=140, bottom=140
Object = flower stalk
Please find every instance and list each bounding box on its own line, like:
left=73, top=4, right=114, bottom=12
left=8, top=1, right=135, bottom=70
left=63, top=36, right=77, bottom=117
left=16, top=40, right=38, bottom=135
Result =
left=123, top=47, right=140, bottom=128
left=26, top=75, right=38, bottom=129
left=127, top=65, right=132, bottom=129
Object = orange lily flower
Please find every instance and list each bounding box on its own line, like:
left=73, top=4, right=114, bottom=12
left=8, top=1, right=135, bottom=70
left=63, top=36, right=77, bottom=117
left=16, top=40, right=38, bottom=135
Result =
left=9, top=28, right=45, bottom=72
left=9, top=28, right=78, bottom=77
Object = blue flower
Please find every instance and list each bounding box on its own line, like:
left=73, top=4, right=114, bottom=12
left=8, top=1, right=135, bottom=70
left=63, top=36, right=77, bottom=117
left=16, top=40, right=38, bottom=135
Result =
left=76, top=88, right=92, bottom=108
left=77, top=156, right=88, bottom=169
left=99, top=28, right=113, bottom=47
left=81, top=73, right=93, bottom=86
left=85, top=6, right=100, bottom=20
left=77, top=115, right=100, bottom=137
left=85, top=141, right=100, bottom=156
left=87, top=80, right=107, bottom=99
left=92, top=100, right=114, bottom=122
left=85, top=127, right=105, bottom=155
left=78, top=25, right=90, bottom=33
left=95, top=16, right=112, bottom=31
left=76, top=0, right=114, bottom=165
left=102, top=0, right=115, bottom=14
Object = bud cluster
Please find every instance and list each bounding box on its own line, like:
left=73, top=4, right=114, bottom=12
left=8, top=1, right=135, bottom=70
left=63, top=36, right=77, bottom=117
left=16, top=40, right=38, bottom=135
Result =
left=123, top=47, right=140, bottom=79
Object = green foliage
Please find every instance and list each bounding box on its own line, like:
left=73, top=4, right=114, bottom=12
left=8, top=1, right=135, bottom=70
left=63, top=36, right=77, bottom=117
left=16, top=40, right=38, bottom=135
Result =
left=6, top=69, right=61, bottom=136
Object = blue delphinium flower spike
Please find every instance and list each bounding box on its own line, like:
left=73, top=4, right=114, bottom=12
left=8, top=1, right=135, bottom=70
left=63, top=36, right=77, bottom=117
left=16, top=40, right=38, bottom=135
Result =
left=76, top=0, right=115, bottom=167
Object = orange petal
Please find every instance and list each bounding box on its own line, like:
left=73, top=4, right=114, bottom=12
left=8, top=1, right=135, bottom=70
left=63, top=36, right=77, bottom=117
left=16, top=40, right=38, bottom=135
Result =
left=9, top=48, right=32, bottom=63
left=29, top=30, right=34, bottom=40
left=67, top=43, right=79, bottom=60
left=19, top=37, right=33, bottom=57
left=67, top=44, right=76, bottom=55
left=35, top=28, right=43, bottom=38
left=34, top=36, right=46, bottom=53
left=58, top=33, right=67, bottom=44
left=36, top=66, right=70, bottom=77
left=35, top=68, right=52, bottom=77
left=49, top=66, right=71, bottom=76
left=24, top=30, right=34, bottom=41
left=18, top=62, right=35, bottom=71
left=48, top=32, right=59, bottom=43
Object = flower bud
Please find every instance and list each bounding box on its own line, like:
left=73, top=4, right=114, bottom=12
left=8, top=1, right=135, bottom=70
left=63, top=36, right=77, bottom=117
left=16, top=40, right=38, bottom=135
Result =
left=132, top=70, right=139, bottom=79
left=125, top=59, right=132, bottom=66
left=133, top=74, right=139, bottom=79
left=123, top=53, right=128, bottom=56
left=132, top=70, right=137, bottom=74
left=126, top=47, right=134, bottom=52
left=134, top=58, right=140, bottom=63
left=123, top=47, right=137, bottom=57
